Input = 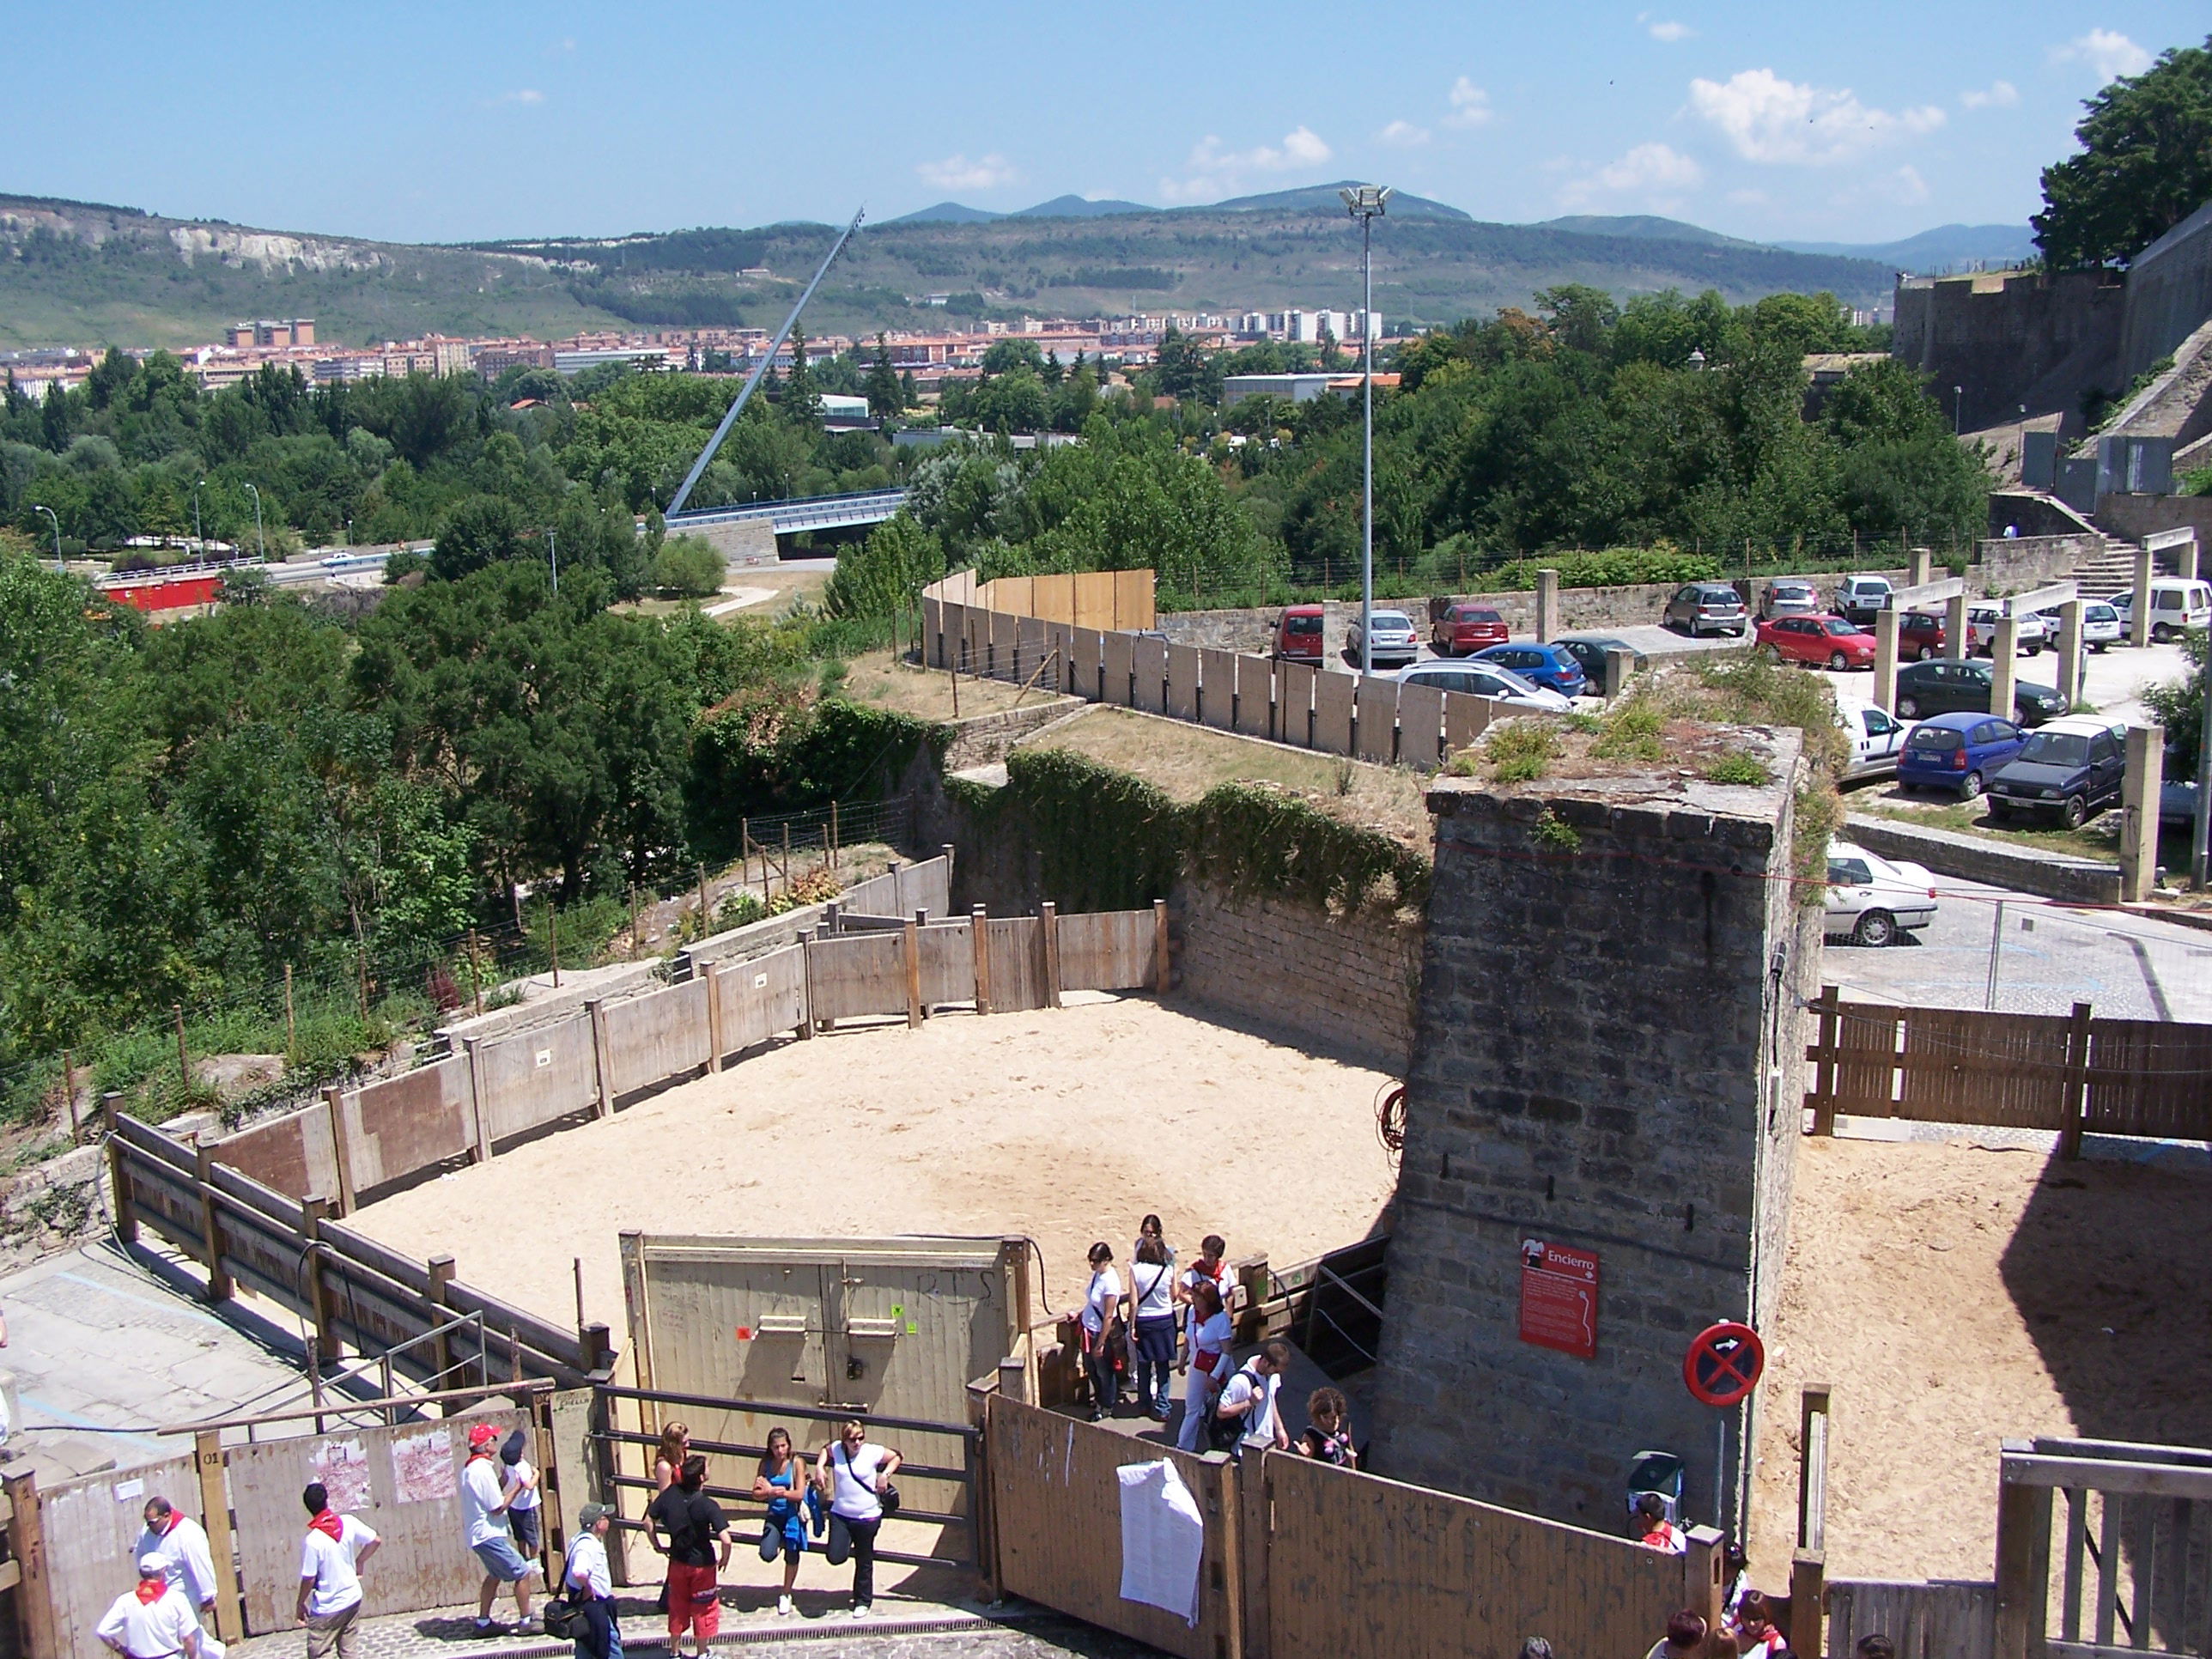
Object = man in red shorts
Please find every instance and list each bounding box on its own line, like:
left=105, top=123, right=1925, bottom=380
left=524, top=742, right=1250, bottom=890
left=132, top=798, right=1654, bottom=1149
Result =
left=646, top=1455, right=727, bottom=1656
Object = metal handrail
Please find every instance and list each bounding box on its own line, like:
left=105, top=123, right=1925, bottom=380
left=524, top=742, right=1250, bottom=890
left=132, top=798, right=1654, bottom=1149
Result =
left=594, top=1383, right=977, bottom=1442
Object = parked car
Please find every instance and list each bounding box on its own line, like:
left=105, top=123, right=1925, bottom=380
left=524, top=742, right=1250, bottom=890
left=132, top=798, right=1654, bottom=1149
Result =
left=1837, top=703, right=1906, bottom=781
left=1755, top=614, right=1877, bottom=669
left=2163, top=744, right=2201, bottom=829
left=1432, top=603, right=1510, bottom=656
left=1893, top=659, right=2068, bottom=726
left=1474, top=641, right=1589, bottom=697
left=1899, top=611, right=1948, bottom=660
left=1897, top=711, right=2027, bottom=799
left=1397, top=658, right=1575, bottom=710
left=1824, top=842, right=1940, bottom=947
left=2112, top=578, right=2212, bottom=642
left=1759, top=578, right=1821, bottom=619
left=1987, top=716, right=2129, bottom=829
left=1550, top=635, right=1645, bottom=686
left=1344, top=608, right=1420, bottom=668
left=2030, top=600, right=2122, bottom=652
left=1273, top=604, right=1326, bottom=663
left=1964, top=602, right=2050, bottom=656
left=1662, top=581, right=1748, bottom=636
left=1832, top=575, right=1895, bottom=625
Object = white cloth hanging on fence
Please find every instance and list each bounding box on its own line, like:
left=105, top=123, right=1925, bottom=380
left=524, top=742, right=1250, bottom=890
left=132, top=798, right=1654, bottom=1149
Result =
left=1116, top=1458, right=1205, bottom=1628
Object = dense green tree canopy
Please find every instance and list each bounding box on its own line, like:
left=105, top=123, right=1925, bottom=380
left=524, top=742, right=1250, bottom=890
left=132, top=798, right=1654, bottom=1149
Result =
left=2034, top=35, right=2212, bottom=267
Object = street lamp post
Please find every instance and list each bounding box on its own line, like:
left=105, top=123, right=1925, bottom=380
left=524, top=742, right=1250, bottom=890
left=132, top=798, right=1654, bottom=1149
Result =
left=243, top=482, right=264, bottom=562
left=191, top=477, right=205, bottom=562
left=1340, top=184, right=1391, bottom=676
left=1954, top=386, right=1964, bottom=433
left=33, top=504, right=61, bottom=568
left=549, top=528, right=558, bottom=596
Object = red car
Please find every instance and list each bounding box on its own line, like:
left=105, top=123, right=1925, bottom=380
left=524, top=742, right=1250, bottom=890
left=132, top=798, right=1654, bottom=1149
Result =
left=1756, top=614, right=1877, bottom=669
left=1899, top=611, right=1947, bottom=660
left=1273, top=604, right=1326, bottom=662
left=1431, top=603, right=1510, bottom=656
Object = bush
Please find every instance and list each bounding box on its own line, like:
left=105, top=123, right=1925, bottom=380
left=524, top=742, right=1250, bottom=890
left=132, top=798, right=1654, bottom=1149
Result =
left=1485, top=545, right=1723, bottom=591
left=1480, top=720, right=1560, bottom=782
left=653, top=534, right=726, bottom=599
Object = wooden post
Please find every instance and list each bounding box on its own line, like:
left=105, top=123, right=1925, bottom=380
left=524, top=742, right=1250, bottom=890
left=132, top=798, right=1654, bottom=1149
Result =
left=468, top=928, right=483, bottom=1018
left=587, top=1000, right=614, bottom=1118
left=6, top=1470, right=56, bottom=1659
left=283, top=963, right=296, bottom=1063
left=323, top=1086, right=357, bottom=1215
left=104, top=1093, right=137, bottom=1245
left=173, top=1003, right=191, bottom=1094
left=971, top=903, right=992, bottom=1014
left=697, top=864, right=709, bottom=931
left=1994, top=1440, right=2051, bottom=1659
left=1039, top=901, right=1063, bottom=1009
left=1789, top=1550, right=1826, bottom=1658
left=902, top=919, right=923, bottom=1028
left=1808, top=985, right=1841, bottom=1136
left=1797, top=1383, right=1832, bottom=1552
left=463, top=1036, right=491, bottom=1163
left=704, top=962, right=726, bottom=1070
left=1232, top=1255, right=1271, bottom=1346
left=628, top=884, right=641, bottom=959
left=301, top=1195, right=337, bottom=1359
left=1684, top=1524, right=1727, bottom=1647
left=192, top=1140, right=233, bottom=1302
left=2059, top=1000, right=2092, bottom=1160
left=1152, top=897, right=1171, bottom=994
left=830, top=799, right=840, bottom=870
left=194, top=1428, right=242, bottom=1644
left=356, top=939, right=369, bottom=1022
left=59, top=1049, right=78, bottom=1144
left=1239, top=1449, right=1271, bottom=1659
left=781, top=823, right=793, bottom=891
left=547, top=900, right=561, bottom=988
left=428, top=1253, right=459, bottom=1388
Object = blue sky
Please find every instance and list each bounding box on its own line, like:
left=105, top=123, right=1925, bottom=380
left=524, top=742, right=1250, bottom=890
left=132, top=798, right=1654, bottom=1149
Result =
left=8, top=3, right=2203, bottom=246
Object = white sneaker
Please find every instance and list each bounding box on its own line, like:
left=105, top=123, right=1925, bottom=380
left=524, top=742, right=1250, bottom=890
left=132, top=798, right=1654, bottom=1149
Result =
left=851, top=1602, right=872, bottom=1620
left=776, top=1595, right=793, bottom=1617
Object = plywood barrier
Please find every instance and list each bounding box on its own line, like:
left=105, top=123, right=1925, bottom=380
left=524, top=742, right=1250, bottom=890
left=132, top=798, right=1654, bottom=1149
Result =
left=474, top=1016, right=599, bottom=1146
left=1057, top=909, right=1154, bottom=992
left=806, top=933, right=909, bottom=1022
left=39, top=1454, right=200, bottom=1658
left=1277, top=661, right=1317, bottom=747
left=1234, top=653, right=1275, bottom=740
left=347, top=1058, right=472, bottom=1197
left=1166, top=643, right=1201, bottom=723
left=1442, top=689, right=1493, bottom=756
left=988, top=609, right=1020, bottom=680
left=918, top=919, right=977, bottom=1006
left=714, top=942, right=810, bottom=1054
left=214, top=1108, right=340, bottom=1213
left=1354, top=675, right=1399, bottom=764
left=1016, top=616, right=1051, bottom=685
left=1103, top=629, right=1137, bottom=708
left=604, top=979, right=710, bottom=1098
left=1397, top=679, right=1445, bottom=771
left=1071, top=627, right=1106, bottom=700
left=1198, top=647, right=1239, bottom=731
left=923, top=596, right=945, bottom=668
left=1133, top=635, right=1169, bottom=714
left=987, top=918, right=1048, bottom=1012
left=1313, top=669, right=1355, bottom=755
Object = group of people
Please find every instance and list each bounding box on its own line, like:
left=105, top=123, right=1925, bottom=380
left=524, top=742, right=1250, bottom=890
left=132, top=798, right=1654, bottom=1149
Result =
left=1079, top=1218, right=1358, bottom=1465
left=1644, top=1611, right=1901, bottom=1659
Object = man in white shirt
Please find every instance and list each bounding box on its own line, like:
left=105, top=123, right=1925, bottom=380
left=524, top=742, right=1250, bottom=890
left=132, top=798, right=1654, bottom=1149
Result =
left=1213, top=1340, right=1291, bottom=1455
left=97, top=1556, right=202, bottom=1659
left=295, top=1481, right=380, bottom=1659
left=462, top=1420, right=538, bottom=1634
left=563, top=1503, right=621, bottom=1659
left=137, top=1497, right=225, bottom=1659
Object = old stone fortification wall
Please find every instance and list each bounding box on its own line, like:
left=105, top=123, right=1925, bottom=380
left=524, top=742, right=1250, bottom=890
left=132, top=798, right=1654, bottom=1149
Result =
left=2119, top=199, right=2212, bottom=384
left=1893, top=268, right=2126, bottom=434
left=1974, top=533, right=2100, bottom=591
left=2094, top=491, right=2212, bottom=550
left=1369, top=740, right=1816, bottom=1534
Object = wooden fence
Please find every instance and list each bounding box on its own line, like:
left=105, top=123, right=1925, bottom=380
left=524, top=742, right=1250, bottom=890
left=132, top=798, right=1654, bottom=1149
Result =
left=1825, top=1580, right=1996, bottom=1659
left=1803, top=988, right=2212, bottom=1147
left=922, top=573, right=1532, bottom=772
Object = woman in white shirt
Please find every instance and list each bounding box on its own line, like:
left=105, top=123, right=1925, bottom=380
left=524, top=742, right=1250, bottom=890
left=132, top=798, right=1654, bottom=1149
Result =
left=1174, top=1279, right=1232, bottom=1453
left=1128, top=1236, right=1178, bottom=1423
left=1079, top=1243, right=1126, bottom=1422
left=814, top=1419, right=901, bottom=1620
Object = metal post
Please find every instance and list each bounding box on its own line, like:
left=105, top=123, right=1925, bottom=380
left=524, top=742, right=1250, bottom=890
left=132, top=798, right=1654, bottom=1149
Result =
left=33, top=502, right=61, bottom=568
left=549, top=528, right=557, bottom=596
left=1984, top=899, right=2007, bottom=1010
left=283, top=963, right=295, bottom=1062
left=547, top=900, right=561, bottom=988
left=1341, top=185, right=1389, bottom=676
left=244, top=482, right=264, bottom=561
left=192, top=477, right=204, bottom=560
left=2196, top=638, right=2211, bottom=891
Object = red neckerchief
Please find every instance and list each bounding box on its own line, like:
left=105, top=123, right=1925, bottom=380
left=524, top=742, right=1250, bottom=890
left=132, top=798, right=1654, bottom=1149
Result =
left=136, top=1577, right=168, bottom=1605
left=307, top=1509, right=344, bottom=1542
left=161, top=1512, right=184, bottom=1535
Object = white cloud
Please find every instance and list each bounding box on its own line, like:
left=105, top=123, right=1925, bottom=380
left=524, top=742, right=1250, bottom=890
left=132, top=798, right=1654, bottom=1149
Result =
left=1560, top=142, right=1704, bottom=208
left=915, top=153, right=1019, bottom=192
left=1158, top=125, right=1333, bottom=201
left=1688, top=68, right=1945, bottom=164
left=1890, top=164, right=1930, bottom=204
left=1376, top=118, right=1431, bottom=148
left=2051, top=29, right=2152, bottom=79
left=1443, top=76, right=1494, bottom=129
left=1727, top=187, right=1770, bottom=206
left=1648, top=19, right=1694, bottom=41
left=495, top=88, right=544, bottom=106
left=1960, top=80, right=2019, bottom=110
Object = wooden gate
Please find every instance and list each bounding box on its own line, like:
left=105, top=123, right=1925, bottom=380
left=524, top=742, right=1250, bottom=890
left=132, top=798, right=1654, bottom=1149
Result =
left=33, top=1454, right=198, bottom=1658
left=1826, top=1579, right=1996, bottom=1659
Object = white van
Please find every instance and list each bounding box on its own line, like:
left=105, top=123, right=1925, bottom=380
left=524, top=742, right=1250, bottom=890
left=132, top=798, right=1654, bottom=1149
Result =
left=2112, top=578, right=2212, bottom=642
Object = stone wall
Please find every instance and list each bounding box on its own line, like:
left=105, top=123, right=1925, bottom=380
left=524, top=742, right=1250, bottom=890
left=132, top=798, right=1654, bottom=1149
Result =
left=2118, top=199, right=2212, bottom=385
left=1369, top=738, right=1816, bottom=1538
left=2094, top=492, right=2212, bottom=553
left=1894, top=268, right=2127, bottom=434
left=1974, top=533, right=2099, bottom=592
left=1170, top=883, right=1422, bottom=1073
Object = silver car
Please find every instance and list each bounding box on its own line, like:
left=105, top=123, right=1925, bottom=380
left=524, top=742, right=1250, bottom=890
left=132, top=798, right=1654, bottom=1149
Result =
left=1760, top=578, right=1820, bottom=619
left=1965, top=603, right=2050, bottom=656
left=1344, top=608, right=1419, bottom=667
left=1823, top=842, right=1939, bottom=947
left=1663, top=582, right=1748, bottom=636
left=2032, top=601, right=2121, bottom=652
left=1398, top=659, right=1574, bottom=710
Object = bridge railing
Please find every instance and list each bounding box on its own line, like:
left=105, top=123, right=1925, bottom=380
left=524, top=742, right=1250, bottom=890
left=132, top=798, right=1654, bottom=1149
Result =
left=666, top=487, right=908, bottom=532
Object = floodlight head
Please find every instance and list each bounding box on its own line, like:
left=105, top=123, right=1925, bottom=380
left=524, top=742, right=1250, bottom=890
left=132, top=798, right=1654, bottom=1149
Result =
left=1342, top=184, right=1392, bottom=218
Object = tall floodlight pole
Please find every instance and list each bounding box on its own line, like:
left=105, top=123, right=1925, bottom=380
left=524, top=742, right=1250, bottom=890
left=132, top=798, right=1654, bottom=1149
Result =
left=2194, top=639, right=2209, bottom=890
left=33, top=504, right=61, bottom=568
left=192, top=477, right=205, bottom=560
left=1341, top=185, right=1391, bottom=676
left=243, top=482, right=264, bottom=562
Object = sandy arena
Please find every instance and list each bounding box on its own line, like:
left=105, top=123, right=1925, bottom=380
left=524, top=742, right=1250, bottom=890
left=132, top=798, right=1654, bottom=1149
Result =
left=1748, top=1133, right=2212, bottom=1585
left=351, top=990, right=1398, bottom=1353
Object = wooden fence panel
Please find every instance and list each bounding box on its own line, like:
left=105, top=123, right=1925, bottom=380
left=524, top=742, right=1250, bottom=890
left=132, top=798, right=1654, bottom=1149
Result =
left=1354, top=676, right=1399, bottom=764
left=347, top=1058, right=472, bottom=1197
left=603, top=980, right=710, bottom=1099
left=1824, top=1579, right=1995, bottom=1659
left=1057, top=910, right=1154, bottom=991
left=1277, top=661, right=1317, bottom=746
left=806, top=933, right=908, bottom=1021
left=224, top=1411, right=532, bottom=1634
left=1070, top=628, right=1106, bottom=700
left=1441, top=691, right=1493, bottom=757
left=1264, top=1450, right=1692, bottom=1659
left=1103, top=629, right=1137, bottom=708
left=1233, top=653, right=1274, bottom=739
left=988, top=610, right=1020, bottom=682
left=918, top=920, right=976, bottom=1006
left=1396, top=680, right=1444, bottom=770
left=1029, top=573, right=1077, bottom=624
left=2084, top=1018, right=2212, bottom=1140
left=39, top=1454, right=198, bottom=1657
left=1115, top=568, right=1155, bottom=631
left=988, top=918, right=1048, bottom=1012
left=985, top=1396, right=1233, bottom=1659
left=1197, top=648, right=1239, bottom=732
left=1075, top=571, right=1121, bottom=632
left=923, top=596, right=945, bottom=667
left=475, top=1016, right=599, bottom=1145
left=987, top=575, right=1031, bottom=620
left=1166, top=644, right=1202, bottom=723
left=718, top=943, right=808, bottom=1054
left=213, top=1107, right=340, bottom=1206
left=1894, top=1006, right=2073, bottom=1129
left=1133, top=635, right=1169, bottom=714
left=1313, top=670, right=1355, bottom=756
left=1829, top=1002, right=1904, bottom=1117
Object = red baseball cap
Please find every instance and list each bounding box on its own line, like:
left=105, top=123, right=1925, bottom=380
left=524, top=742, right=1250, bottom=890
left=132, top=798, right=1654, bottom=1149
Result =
left=468, top=1423, right=499, bottom=1449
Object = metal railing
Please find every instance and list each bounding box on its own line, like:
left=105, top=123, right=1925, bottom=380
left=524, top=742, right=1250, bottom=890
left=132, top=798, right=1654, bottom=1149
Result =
left=666, top=487, right=908, bottom=533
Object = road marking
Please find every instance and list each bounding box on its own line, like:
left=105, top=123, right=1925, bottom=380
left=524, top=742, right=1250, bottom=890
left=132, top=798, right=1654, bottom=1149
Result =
left=2110, top=933, right=2174, bottom=1021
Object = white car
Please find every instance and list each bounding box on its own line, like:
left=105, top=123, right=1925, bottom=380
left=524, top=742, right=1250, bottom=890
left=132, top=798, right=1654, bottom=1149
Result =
left=1836, top=704, right=1906, bottom=781
left=2033, top=601, right=2122, bottom=652
left=1824, top=842, right=1940, bottom=947
left=1965, top=603, right=2050, bottom=656
left=1397, top=659, right=1574, bottom=711
left=1344, top=609, right=1420, bottom=668
left=2112, top=578, right=2212, bottom=642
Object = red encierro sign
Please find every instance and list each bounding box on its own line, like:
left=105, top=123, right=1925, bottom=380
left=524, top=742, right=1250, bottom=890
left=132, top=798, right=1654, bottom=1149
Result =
left=1519, top=1239, right=1598, bottom=1359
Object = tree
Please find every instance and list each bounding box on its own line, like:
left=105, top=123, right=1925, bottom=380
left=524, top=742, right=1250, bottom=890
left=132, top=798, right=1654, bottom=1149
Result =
left=2034, top=35, right=2212, bottom=266
left=428, top=495, right=525, bottom=580
left=866, top=333, right=903, bottom=418
left=651, top=534, right=725, bottom=597
left=1153, top=328, right=1222, bottom=404
left=781, top=336, right=822, bottom=428
left=823, top=512, right=945, bottom=620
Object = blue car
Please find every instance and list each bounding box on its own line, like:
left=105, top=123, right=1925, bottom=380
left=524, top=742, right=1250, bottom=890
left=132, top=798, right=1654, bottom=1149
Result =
left=1474, top=642, right=1589, bottom=698
left=1897, top=711, right=2026, bottom=799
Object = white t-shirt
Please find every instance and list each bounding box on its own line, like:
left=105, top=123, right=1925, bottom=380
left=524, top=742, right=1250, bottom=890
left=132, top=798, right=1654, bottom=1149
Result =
left=827, top=1443, right=890, bottom=1522
left=502, top=1456, right=540, bottom=1511
left=96, top=1585, right=199, bottom=1658
left=461, top=1456, right=507, bottom=1547
left=1190, top=1310, right=1232, bottom=1381
left=1180, top=1261, right=1229, bottom=1346
left=1130, top=1261, right=1174, bottom=1320
left=138, top=1516, right=219, bottom=1607
left=1216, top=1364, right=1280, bottom=1444
left=1082, top=1267, right=1122, bottom=1336
left=299, top=1516, right=377, bottom=1620
left=563, top=1533, right=611, bottom=1599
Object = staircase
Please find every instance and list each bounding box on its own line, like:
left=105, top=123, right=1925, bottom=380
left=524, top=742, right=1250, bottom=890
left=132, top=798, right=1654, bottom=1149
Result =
left=2069, top=537, right=2147, bottom=599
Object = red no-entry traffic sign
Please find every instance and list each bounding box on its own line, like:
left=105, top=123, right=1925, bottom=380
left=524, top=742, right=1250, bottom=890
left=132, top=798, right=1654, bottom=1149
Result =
left=1684, top=1322, right=1764, bottom=1407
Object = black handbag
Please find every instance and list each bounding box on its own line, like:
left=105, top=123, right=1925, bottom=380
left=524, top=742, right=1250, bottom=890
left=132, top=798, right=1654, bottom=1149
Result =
left=542, top=1592, right=580, bottom=1639
left=839, top=1444, right=900, bottom=1517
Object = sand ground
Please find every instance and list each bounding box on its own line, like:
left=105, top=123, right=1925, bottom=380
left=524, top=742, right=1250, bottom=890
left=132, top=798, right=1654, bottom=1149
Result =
left=1748, top=1133, right=2212, bottom=1586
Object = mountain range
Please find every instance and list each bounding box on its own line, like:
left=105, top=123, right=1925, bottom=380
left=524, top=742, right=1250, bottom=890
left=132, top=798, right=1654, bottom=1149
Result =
left=0, top=185, right=2020, bottom=354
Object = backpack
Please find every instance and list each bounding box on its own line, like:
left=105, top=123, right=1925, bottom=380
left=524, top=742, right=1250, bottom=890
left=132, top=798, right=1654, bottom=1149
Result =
left=1208, top=1364, right=1263, bottom=1453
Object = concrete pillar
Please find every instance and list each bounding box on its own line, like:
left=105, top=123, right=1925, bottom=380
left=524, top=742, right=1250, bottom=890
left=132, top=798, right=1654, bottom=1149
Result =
left=1871, top=608, right=1899, bottom=713
left=1945, top=592, right=1971, bottom=662
left=2130, top=541, right=2154, bottom=647
left=1535, top=568, right=1561, bottom=642
left=2178, top=533, right=2200, bottom=582
left=2121, top=726, right=2165, bottom=902
left=1603, top=646, right=1634, bottom=701
left=1908, top=546, right=1933, bottom=588
left=1989, top=618, right=2019, bottom=718
left=2055, top=599, right=2085, bottom=712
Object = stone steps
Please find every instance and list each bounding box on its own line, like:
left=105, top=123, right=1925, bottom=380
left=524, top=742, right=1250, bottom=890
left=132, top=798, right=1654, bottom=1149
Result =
left=2069, top=535, right=2177, bottom=599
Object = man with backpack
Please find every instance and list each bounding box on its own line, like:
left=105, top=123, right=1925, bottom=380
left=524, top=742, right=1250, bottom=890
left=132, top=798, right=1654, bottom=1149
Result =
left=1211, top=1340, right=1291, bottom=1458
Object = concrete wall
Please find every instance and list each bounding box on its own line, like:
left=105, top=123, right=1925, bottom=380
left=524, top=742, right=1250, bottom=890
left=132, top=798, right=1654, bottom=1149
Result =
left=1893, top=269, right=2127, bottom=434
left=1370, top=738, right=1814, bottom=1537
left=940, top=699, right=1084, bottom=769
left=1974, top=533, right=2099, bottom=592
left=2118, top=199, right=2212, bottom=384
left=2093, top=491, right=2212, bottom=552
left=1842, top=813, right=2122, bottom=905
